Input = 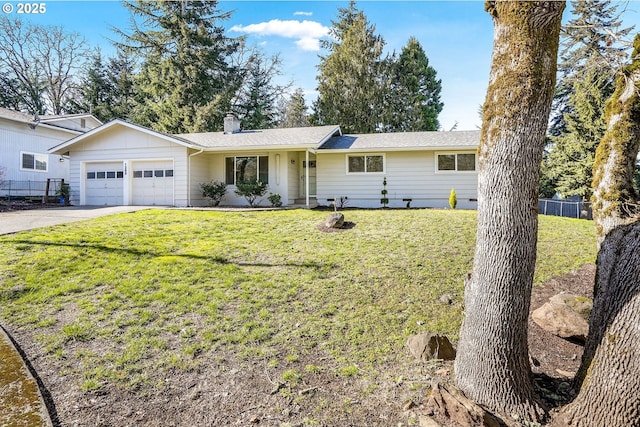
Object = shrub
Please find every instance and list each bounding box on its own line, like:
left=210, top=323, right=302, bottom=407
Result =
left=380, top=177, right=389, bottom=208
left=449, top=188, right=457, bottom=209
left=268, top=192, right=282, bottom=207
left=200, top=181, right=227, bottom=206
left=235, top=180, right=268, bottom=207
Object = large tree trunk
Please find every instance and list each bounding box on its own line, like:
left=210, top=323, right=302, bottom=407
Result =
left=454, top=1, right=564, bottom=422
left=560, top=35, right=640, bottom=427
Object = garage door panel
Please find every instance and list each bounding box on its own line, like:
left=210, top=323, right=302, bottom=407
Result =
left=85, top=162, right=124, bottom=206
left=132, top=161, right=174, bottom=206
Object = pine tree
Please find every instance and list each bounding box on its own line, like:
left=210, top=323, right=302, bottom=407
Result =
left=549, top=0, right=630, bottom=136
left=314, top=1, right=386, bottom=133
left=233, top=51, right=289, bottom=130
left=544, top=55, right=609, bottom=199
left=72, top=49, right=111, bottom=120
left=543, top=0, right=631, bottom=198
left=385, top=37, right=443, bottom=131
left=103, top=49, right=136, bottom=122
left=280, top=88, right=310, bottom=128
left=118, top=0, right=240, bottom=133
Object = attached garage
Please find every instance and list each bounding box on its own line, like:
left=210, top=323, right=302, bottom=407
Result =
left=131, top=160, right=174, bottom=206
left=85, top=162, right=124, bottom=205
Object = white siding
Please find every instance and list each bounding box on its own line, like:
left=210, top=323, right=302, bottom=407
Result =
left=200, top=151, right=292, bottom=207
left=316, top=150, right=478, bottom=209
left=0, top=118, right=74, bottom=184
left=67, top=126, right=189, bottom=206
left=188, top=151, right=211, bottom=207
left=287, top=152, right=299, bottom=202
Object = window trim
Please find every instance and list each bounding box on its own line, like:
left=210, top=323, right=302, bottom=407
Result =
left=224, top=155, right=269, bottom=185
left=435, top=151, right=477, bottom=173
left=345, top=154, right=385, bottom=175
left=20, top=151, right=48, bottom=172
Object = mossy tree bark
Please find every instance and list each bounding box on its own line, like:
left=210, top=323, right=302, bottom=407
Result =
left=454, top=1, right=564, bottom=422
left=560, top=35, right=640, bottom=427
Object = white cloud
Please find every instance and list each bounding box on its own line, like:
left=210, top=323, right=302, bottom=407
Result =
left=294, top=11, right=313, bottom=17
left=229, top=19, right=329, bottom=52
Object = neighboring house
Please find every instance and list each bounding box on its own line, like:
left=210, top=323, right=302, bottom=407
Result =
left=0, top=107, right=101, bottom=197
left=49, top=114, right=480, bottom=208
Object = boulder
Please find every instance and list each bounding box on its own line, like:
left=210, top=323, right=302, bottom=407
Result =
left=407, top=333, right=456, bottom=362
left=549, top=292, right=592, bottom=321
left=324, top=212, right=345, bottom=228
left=532, top=295, right=590, bottom=342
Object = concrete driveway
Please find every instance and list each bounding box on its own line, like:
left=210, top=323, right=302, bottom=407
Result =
left=0, top=206, right=149, bottom=235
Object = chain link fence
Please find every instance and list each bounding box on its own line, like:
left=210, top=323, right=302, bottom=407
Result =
left=539, top=198, right=592, bottom=220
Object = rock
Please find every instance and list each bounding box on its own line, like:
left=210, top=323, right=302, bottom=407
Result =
left=439, top=294, right=453, bottom=305
left=407, top=333, right=456, bottom=362
left=419, top=415, right=443, bottom=427
left=532, top=297, right=589, bottom=342
left=427, top=383, right=501, bottom=427
left=549, top=292, right=592, bottom=321
left=324, top=212, right=345, bottom=228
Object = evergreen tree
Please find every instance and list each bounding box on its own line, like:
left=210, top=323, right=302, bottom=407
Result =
left=71, top=49, right=112, bottom=120
left=544, top=55, right=609, bottom=199
left=118, top=0, right=241, bottom=133
left=549, top=0, right=630, bottom=136
left=103, top=49, right=136, bottom=122
left=233, top=51, right=289, bottom=130
left=314, top=1, right=386, bottom=133
left=280, top=88, right=310, bottom=128
left=543, top=0, right=631, bottom=198
left=385, top=37, right=443, bottom=131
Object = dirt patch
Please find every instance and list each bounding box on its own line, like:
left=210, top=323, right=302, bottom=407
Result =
left=316, top=221, right=357, bottom=232
left=0, top=201, right=62, bottom=212
left=4, top=264, right=596, bottom=426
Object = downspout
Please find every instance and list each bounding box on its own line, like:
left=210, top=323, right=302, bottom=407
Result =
left=305, top=149, right=310, bottom=207
left=188, top=148, right=204, bottom=207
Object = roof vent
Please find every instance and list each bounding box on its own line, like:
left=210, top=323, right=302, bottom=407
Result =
left=224, top=113, right=241, bottom=134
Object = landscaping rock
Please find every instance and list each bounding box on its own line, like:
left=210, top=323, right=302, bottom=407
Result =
left=407, top=333, right=456, bottom=362
left=324, top=212, right=345, bottom=228
left=549, top=292, right=592, bottom=321
left=532, top=297, right=590, bottom=342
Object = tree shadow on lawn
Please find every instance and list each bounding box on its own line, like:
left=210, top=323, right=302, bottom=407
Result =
left=5, top=238, right=334, bottom=270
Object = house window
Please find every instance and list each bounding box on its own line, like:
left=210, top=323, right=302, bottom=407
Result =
left=21, top=152, right=48, bottom=172
left=436, top=152, right=476, bottom=172
left=133, top=171, right=143, bottom=178
left=225, top=156, right=269, bottom=185
left=347, top=155, right=384, bottom=174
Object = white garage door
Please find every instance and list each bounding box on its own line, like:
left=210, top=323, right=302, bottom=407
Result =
left=85, top=162, right=124, bottom=205
left=132, top=161, right=174, bottom=206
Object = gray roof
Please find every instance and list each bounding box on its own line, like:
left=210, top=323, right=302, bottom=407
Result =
left=319, top=130, right=480, bottom=151
left=178, top=125, right=342, bottom=150
left=0, top=107, right=38, bottom=124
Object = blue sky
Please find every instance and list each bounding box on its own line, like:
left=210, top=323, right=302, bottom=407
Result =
left=5, top=1, right=640, bottom=131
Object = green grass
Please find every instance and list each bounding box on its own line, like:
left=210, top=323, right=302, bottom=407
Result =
left=0, top=209, right=596, bottom=391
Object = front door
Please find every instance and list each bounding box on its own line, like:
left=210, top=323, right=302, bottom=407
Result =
left=300, top=153, right=316, bottom=197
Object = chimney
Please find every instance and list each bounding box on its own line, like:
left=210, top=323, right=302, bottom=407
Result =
left=224, top=112, right=241, bottom=134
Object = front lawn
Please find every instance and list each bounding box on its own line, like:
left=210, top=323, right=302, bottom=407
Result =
left=0, top=209, right=596, bottom=425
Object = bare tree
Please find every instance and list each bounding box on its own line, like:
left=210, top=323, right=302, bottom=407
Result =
left=0, top=16, right=88, bottom=114
left=453, top=1, right=565, bottom=423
